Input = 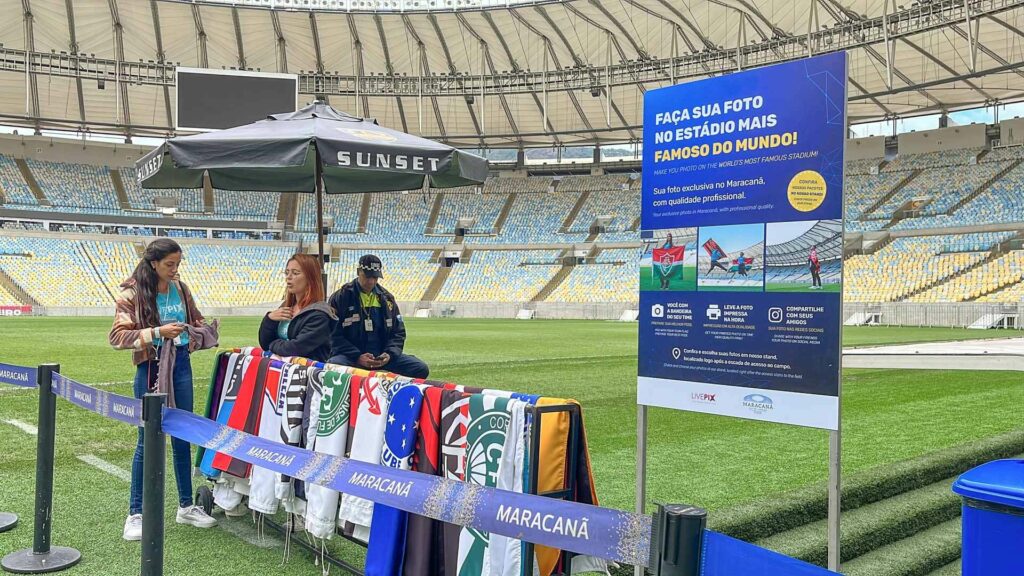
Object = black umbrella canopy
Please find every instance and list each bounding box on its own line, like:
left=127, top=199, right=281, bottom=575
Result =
left=136, top=101, right=489, bottom=194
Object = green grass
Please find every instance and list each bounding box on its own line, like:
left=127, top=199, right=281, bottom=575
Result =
left=766, top=283, right=843, bottom=293
left=639, top=264, right=697, bottom=291
left=696, top=284, right=764, bottom=292
left=1, top=318, right=1022, bottom=574
left=843, top=518, right=962, bottom=576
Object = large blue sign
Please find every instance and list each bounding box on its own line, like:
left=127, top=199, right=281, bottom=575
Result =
left=638, top=53, right=846, bottom=430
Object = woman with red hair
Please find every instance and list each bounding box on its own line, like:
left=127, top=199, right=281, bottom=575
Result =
left=259, top=253, right=337, bottom=362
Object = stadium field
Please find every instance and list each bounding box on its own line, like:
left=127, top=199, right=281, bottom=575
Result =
left=697, top=285, right=765, bottom=292
left=638, top=264, right=697, bottom=291
left=1, top=318, right=1022, bottom=575
left=766, top=283, right=843, bottom=293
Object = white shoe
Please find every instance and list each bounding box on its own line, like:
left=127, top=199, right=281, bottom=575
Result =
left=223, top=501, right=249, bottom=518
left=123, top=514, right=142, bottom=541
left=176, top=505, right=217, bottom=528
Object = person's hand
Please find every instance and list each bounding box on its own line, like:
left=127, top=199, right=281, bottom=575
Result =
left=159, top=323, right=185, bottom=339
left=268, top=307, right=293, bottom=322
left=373, top=353, right=391, bottom=368
left=357, top=353, right=377, bottom=368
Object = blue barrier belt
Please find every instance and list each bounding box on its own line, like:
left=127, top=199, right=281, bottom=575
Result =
left=52, top=373, right=143, bottom=427
left=701, top=531, right=841, bottom=576
left=161, top=407, right=654, bottom=567
left=0, top=362, right=36, bottom=388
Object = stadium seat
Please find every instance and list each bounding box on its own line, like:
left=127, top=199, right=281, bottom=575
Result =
left=26, top=159, right=119, bottom=210
left=438, top=250, right=561, bottom=302
left=547, top=248, right=641, bottom=303
left=0, top=155, right=37, bottom=206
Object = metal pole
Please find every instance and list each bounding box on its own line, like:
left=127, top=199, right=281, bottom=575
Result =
left=315, top=146, right=329, bottom=294
left=140, top=393, right=167, bottom=576
left=1, top=364, right=81, bottom=573
left=827, top=429, right=842, bottom=571
left=634, top=403, right=648, bottom=576
left=651, top=504, right=706, bottom=576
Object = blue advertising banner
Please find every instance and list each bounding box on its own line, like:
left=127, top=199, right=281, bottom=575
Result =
left=638, top=52, right=846, bottom=430
left=0, top=362, right=36, bottom=388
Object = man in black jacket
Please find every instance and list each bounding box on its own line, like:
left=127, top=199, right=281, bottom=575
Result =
left=327, top=254, right=429, bottom=378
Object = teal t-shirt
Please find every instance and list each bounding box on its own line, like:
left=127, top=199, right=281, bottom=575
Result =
left=277, top=319, right=291, bottom=341
left=156, top=283, right=189, bottom=346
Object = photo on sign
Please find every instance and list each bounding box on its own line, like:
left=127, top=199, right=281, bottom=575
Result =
left=696, top=223, right=765, bottom=291
left=639, top=228, right=697, bottom=291
left=765, top=219, right=842, bottom=293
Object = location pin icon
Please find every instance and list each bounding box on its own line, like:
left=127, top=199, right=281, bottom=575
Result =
left=672, top=347, right=681, bottom=360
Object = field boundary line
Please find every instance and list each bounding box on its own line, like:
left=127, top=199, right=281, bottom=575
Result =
left=3, top=418, right=37, bottom=435
left=77, top=454, right=131, bottom=482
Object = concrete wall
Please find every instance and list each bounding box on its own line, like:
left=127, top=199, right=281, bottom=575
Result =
left=998, top=118, right=1024, bottom=147
left=844, top=302, right=1023, bottom=328
left=0, top=134, right=150, bottom=167
left=846, top=136, right=886, bottom=161
left=897, top=124, right=988, bottom=155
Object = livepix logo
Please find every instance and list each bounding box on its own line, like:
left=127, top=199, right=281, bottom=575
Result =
left=690, top=392, right=717, bottom=404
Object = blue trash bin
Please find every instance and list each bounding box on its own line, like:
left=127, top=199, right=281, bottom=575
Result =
left=952, top=459, right=1024, bottom=576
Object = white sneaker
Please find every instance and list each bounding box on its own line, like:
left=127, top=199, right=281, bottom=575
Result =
left=176, top=505, right=217, bottom=528
left=223, top=501, right=249, bottom=518
left=123, top=514, right=142, bottom=541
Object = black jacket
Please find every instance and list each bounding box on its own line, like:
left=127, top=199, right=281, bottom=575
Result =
left=329, top=279, right=406, bottom=360
left=258, top=301, right=337, bottom=363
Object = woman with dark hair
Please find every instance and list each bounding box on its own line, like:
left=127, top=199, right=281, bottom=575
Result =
left=259, top=253, right=337, bottom=362
left=108, top=238, right=217, bottom=541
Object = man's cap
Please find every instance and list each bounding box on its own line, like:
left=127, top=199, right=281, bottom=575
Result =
left=359, top=254, right=383, bottom=278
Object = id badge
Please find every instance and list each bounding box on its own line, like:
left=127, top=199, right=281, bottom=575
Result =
left=364, top=318, right=374, bottom=332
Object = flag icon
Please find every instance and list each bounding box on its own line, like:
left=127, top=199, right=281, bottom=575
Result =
left=703, top=238, right=728, bottom=261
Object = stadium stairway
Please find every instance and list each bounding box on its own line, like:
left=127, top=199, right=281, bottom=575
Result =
left=710, top=431, right=1024, bottom=576
left=559, top=190, right=592, bottom=232
left=860, top=169, right=923, bottom=221
left=110, top=170, right=131, bottom=211
left=420, top=249, right=457, bottom=302
left=899, top=250, right=1001, bottom=302
left=15, top=158, right=51, bottom=206
left=425, top=192, right=444, bottom=234
left=531, top=260, right=574, bottom=302
left=276, top=192, right=299, bottom=228
left=357, top=193, right=371, bottom=233
left=946, top=158, right=1024, bottom=215
left=493, top=193, right=517, bottom=234
left=0, top=267, right=39, bottom=306
left=78, top=243, right=115, bottom=301
left=202, top=175, right=214, bottom=213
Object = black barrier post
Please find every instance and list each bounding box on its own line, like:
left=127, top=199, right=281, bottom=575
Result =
left=1, top=364, right=81, bottom=574
left=649, top=504, right=706, bottom=576
left=140, top=393, right=166, bottom=576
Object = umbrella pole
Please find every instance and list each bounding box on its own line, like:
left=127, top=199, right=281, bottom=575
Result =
left=315, top=147, right=329, bottom=296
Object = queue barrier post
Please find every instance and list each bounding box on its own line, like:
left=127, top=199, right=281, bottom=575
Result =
left=140, top=393, right=166, bottom=576
left=1, top=364, right=82, bottom=574
left=650, top=504, right=706, bottom=576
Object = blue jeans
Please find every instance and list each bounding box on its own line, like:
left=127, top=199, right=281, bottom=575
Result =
left=129, top=346, right=194, bottom=515
left=327, top=353, right=430, bottom=379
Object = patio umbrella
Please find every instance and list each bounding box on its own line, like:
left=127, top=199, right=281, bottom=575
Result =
left=135, top=100, right=488, bottom=283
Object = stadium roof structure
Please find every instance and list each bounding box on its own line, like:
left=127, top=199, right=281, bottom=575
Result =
left=765, top=219, right=842, bottom=265
left=1, top=0, right=1023, bottom=147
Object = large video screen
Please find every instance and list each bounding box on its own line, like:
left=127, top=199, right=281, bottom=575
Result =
left=176, top=67, right=298, bottom=131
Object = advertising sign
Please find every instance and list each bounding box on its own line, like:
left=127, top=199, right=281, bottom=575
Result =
left=638, top=53, right=846, bottom=430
